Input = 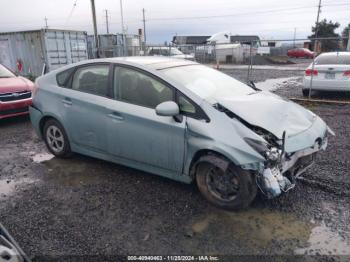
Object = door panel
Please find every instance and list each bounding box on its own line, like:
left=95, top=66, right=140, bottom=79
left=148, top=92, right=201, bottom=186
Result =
left=106, top=65, right=186, bottom=172
left=105, top=99, right=186, bottom=172
left=60, top=64, right=111, bottom=152
left=61, top=88, right=109, bottom=152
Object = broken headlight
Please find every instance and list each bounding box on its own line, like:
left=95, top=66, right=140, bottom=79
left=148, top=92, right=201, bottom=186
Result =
left=244, top=138, right=281, bottom=162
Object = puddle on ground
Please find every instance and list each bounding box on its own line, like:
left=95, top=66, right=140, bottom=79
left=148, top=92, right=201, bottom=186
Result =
left=295, top=223, right=350, bottom=255
left=190, top=209, right=350, bottom=255
left=42, top=157, right=106, bottom=186
left=0, top=178, right=37, bottom=200
left=32, top=152, right=54, bottom=163
left=191, top=209, right=311, bottom=251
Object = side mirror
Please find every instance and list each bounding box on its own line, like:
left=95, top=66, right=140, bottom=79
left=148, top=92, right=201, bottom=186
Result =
left=155, top=101, right=179, bottom=117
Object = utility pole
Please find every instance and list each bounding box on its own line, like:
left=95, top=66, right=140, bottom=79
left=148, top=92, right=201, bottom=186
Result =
left=293, top=28, right=296, bottom=48
left=142, top=8, right=147, bottom=48
left=308, top=0, right=322, bottom=99
left=120, top=0, right=126, bottom=56
left=104, top=9, right=109, bottom=34
left=44, top=17, right=48, bottom=29
left=314, top=0, right=322, bottom=52
left=120, top=0, right=125, bottom=33
left=90, top=0, right=99, bottom=57
left=347, top=30, right=350, bottom=51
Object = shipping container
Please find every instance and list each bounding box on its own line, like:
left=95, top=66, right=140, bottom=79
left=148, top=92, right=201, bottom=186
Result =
left=0, top=29, right=88, bottom=77
left=87, top=33, right=141, bottom=59
left=87, top=34, right=125, bottom=58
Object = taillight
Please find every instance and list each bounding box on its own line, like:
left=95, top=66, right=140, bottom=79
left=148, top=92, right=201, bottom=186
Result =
left=343, top=71, right=350, bottom=77
left=305, top=69, right=318, bottom=76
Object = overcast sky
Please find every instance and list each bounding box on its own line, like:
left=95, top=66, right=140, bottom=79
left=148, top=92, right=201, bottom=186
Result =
left=0, top=0, right=349, bottom=43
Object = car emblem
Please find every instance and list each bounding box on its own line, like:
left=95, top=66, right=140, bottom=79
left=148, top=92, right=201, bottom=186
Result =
left=12, top=93, right=20, bottom=97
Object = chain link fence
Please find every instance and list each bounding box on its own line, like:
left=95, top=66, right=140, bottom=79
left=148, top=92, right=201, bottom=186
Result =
left=86, top=35, right=349, bottom=100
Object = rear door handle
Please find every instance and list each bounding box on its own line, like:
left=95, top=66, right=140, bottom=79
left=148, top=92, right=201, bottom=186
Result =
left=108, top=112, right=124, bottom=121
left=62, top=98, right=72, bottom=106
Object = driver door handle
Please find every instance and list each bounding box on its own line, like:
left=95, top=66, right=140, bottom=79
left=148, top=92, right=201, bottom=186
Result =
left=108, top=112, right=124, bottom=121
left=62, top=98, right=72, bottom=106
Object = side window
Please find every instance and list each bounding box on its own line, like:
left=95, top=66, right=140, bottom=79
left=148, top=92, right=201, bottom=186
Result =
left=114, top=66, right=173, bottom=109
left=178, top=95, right=196, bottom=114
left=177, top=92, right=209, bottom=122
left=56, top=67, right=74, bottom=87
left=72, top=65, right=109, bottom=96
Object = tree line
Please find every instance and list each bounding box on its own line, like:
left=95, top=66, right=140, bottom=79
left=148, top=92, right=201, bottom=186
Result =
left=308, top=19, right=349, bottom=52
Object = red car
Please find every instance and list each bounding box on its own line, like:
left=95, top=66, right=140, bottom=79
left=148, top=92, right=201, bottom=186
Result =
left=287, top=48, right=315, bottom=58
left=0, top=64, right=34, bottom=119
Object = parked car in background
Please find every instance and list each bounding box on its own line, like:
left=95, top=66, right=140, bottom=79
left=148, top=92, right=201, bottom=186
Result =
left=30, top=57, right=331, bottom=210
left=287, top=48, right=315, bottom=59
left=147, top=47, right=195, bottom=60
left=303, top=52, right=350, bottom=96
left=0, top=64, right=33, bottom=119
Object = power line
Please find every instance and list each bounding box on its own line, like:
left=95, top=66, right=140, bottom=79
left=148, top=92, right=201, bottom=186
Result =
left=141, top=3, right=350, bottom=23
left=64, top=0, right=78, bottom=27
left=145, top=5, right=319, bottom=21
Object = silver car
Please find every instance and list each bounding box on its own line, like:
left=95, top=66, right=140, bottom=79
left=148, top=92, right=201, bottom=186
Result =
left=30, top=57, right=332, bottom=210
left=303, top=52, right=350, bottom=96
left=147, top=47, right=195, bottom=60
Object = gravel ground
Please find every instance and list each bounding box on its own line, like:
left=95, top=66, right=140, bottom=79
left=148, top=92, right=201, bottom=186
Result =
left=0, top=65, right=350, bottom=261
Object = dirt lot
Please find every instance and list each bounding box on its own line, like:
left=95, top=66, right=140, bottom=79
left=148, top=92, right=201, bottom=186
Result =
left=0, top=63, right=350, bottom=261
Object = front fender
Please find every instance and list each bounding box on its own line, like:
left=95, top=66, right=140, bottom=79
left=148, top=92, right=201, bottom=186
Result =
left=183, top=117, right=266, bottom=176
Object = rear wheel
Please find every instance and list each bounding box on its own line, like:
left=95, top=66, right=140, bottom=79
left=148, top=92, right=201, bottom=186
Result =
left=43, top=119, right=72, bottom=158
left=195, top=155, right=257, bottom=210
left=302, top=89, right=310, bottom=97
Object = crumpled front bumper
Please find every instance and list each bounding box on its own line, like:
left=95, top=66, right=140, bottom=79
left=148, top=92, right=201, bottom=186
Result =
left=257, top=116, right=330, bottom=198
left=281, top=137, right=326, bottom=177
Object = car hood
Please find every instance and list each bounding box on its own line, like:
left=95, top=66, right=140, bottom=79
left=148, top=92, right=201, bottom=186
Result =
left=0, top=76, right=33, bottom=94
left=217, top=91, right=316, bottom=139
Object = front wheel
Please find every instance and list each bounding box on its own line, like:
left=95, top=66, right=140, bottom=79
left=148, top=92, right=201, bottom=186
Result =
left=195, top=155, right=257, bottom=210
left=43, top=119, right=72, bottom=158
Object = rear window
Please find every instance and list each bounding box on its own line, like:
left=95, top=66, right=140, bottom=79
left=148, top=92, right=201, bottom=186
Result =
left=315, top=54, right=350, bottom=65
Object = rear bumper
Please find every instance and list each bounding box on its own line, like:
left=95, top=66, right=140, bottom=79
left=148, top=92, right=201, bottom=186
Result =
left=0, top=98, right=32, bottom=119
left=29, top=105, right=43, bottom=138
left=303, top=78, right=350, bottom=92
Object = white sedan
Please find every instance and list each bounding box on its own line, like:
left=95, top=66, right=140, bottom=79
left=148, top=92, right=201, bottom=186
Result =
left=303, top=52, right=350, bottom=96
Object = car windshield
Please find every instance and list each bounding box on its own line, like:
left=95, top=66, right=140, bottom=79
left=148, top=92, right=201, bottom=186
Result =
left=0, top=64, right=15, bottom=78
left=315, top=54, right=350, bottom=65
left=161, top=65, right=253, bottom=103
left=170, top=48, right=183, bottom=55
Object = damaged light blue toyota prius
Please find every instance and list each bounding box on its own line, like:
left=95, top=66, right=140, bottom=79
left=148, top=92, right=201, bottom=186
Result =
left=29, top=57, right=334, bottom=210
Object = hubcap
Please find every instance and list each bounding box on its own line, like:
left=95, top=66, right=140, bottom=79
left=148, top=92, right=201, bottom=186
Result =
left=46, top=125, right=64, bottom=153
left=206, top=166, right=240, bottom=202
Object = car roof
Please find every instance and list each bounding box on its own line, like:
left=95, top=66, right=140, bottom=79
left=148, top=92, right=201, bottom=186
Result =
left=100, top=56, right=197, bottom=70
left=318, top=52, right=350, bottom=57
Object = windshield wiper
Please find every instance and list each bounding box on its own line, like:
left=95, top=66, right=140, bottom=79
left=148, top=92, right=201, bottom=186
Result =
left=247, top=81, right=261, bottom=91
